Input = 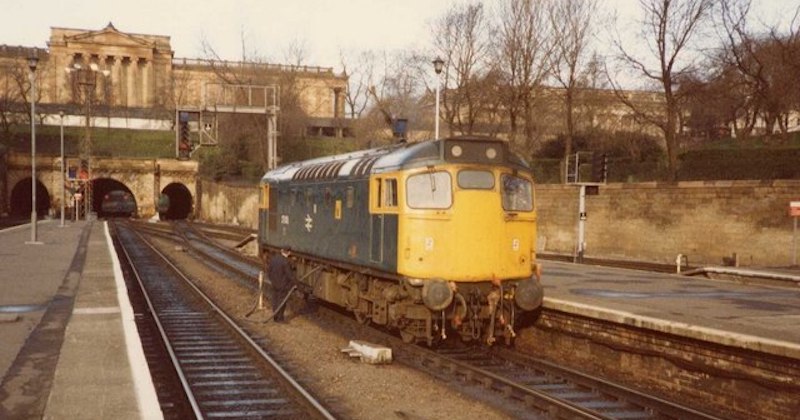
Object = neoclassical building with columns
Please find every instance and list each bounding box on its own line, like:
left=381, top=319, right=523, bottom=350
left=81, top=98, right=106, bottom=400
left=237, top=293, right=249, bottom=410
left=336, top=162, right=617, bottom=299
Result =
left=0, top=23, right=348, bottom=135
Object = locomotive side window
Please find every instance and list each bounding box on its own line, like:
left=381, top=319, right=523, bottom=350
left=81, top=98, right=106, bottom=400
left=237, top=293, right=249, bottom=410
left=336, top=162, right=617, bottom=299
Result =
left=457, top=170, right=494, bottom=190
left=407, top=171, right=452, bottom=209
left=384, top=179, right=397, bottom=207
left=370, top=177, right=399, bottom=212
left=501, top=174, right=533, bottom=212
left=374, top=178, right=383, bottom=208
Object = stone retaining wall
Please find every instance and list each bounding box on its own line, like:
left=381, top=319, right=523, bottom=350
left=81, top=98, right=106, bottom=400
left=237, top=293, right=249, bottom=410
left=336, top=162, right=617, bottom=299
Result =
left=198, top=181, right=259, bottom=228
left=536, top=180, right=800, bottom=267
left=197, top=179, right=800, bottom=267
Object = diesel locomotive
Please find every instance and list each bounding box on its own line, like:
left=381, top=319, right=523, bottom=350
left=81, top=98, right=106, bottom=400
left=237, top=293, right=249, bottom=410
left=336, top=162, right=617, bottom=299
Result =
left=258, top=136, right=544, bottom=345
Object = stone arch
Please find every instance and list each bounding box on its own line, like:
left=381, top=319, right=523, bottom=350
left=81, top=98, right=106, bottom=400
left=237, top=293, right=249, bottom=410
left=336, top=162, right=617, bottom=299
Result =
left=160, top=182, right=192, bottom=220
left=9, top=178, right=51, bottom=218
left=93, top=178, right=137, bottom=217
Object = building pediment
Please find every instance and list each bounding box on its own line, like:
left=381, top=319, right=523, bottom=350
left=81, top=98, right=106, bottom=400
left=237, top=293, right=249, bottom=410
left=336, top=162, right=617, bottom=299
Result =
left=67, top=23, right=155, bottom=50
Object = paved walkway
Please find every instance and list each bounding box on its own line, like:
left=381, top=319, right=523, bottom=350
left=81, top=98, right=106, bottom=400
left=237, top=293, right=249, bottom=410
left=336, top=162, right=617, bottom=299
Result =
left=542, top=260, right=800, bottom=359
left=0, top=220, right=160, bottom=419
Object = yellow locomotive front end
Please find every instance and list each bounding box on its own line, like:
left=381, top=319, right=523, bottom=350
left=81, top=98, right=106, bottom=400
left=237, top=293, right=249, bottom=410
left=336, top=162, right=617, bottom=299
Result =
left=371, top=137, right=544, bottom=345
left=398, top=166, right=536, bottom=281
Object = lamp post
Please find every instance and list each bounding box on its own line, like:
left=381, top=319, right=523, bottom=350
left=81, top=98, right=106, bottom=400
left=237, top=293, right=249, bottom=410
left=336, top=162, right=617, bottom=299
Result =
left=59, top=110, right=66, bottom=227
left=26, top=48, right=42, bottom=245
left=432, top=57, right=444, bottom=139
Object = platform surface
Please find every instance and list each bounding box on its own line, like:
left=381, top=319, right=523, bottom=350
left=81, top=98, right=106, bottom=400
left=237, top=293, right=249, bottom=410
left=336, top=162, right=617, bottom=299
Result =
left=541, top=260, right=800, bottom=358
left=0, top=220, right=160, bottom=419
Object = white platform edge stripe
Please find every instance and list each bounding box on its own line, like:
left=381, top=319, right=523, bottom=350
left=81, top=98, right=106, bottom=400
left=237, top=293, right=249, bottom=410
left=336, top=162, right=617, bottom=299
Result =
left=73, top=307, right=121, bottom=315
left=544, top=297, right=800, bottom=359
left=104, top=222, right=163, bottom=420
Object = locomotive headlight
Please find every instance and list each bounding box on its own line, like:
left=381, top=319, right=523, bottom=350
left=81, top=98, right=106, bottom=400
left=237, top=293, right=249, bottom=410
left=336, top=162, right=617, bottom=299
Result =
left=451, top=145, right=463, bottom=157
left=422, top=280, right=454, bottom=311
left=514, top=276, right=544, bottom=311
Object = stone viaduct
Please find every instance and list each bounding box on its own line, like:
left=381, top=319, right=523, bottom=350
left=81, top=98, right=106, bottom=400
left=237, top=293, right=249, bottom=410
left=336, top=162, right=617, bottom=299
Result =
left=3, top=150, right=198, bottom=219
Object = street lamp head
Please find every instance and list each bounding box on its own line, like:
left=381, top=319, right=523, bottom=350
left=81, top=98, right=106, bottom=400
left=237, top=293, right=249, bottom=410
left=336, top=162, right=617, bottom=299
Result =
left=432, top=57, right=444, bottom=75
left=102, top=69, right=110, bottom=77
left=90, top=63, right=99, bottom=71
left=28, top=48, right=39, bottom=72
left=59, top=110, right=64, bottom=117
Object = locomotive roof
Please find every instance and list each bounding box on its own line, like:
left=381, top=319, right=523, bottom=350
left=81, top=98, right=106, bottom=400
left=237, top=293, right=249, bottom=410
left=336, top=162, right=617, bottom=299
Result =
left=261, top=136, right=530, bottom=183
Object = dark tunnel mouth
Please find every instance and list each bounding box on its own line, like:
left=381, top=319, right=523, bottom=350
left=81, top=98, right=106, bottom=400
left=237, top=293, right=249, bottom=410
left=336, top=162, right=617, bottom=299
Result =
left=160, top=182, right=192, bottom=220
left=9, top=178, right=51, bottom=217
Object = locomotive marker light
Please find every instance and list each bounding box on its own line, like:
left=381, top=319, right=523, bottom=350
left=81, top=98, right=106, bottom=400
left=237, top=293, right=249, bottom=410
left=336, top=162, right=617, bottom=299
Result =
left=26, top=49, right=43, bottom=245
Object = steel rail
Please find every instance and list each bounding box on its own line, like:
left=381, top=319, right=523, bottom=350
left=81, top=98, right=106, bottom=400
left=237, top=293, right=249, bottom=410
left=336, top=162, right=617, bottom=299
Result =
left=159, top=221, right=725, bottom=419
left=123, top=222, right=336, bottom=419
left=115, top=224, right=204, bottom=418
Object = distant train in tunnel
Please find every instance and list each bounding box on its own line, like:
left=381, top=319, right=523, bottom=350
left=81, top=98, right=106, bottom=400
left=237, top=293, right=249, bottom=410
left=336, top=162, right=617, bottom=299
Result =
left=100, top=190, right=137, bottom=218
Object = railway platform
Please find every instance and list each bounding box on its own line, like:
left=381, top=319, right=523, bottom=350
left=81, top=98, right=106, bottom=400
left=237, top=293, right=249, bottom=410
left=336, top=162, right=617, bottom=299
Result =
left=541, top=259, right=800, bottom=359
left=0, top=220, right=160, bottom=419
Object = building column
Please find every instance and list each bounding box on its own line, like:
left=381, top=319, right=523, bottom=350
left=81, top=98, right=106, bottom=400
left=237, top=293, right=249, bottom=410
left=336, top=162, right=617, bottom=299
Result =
left=142, top=58, right=151, bottom=107
left=125, top=57, right=134, bottom=107
left=333, top=87, right=343, bottom=138
left=111, top=56, right=122, bottom=106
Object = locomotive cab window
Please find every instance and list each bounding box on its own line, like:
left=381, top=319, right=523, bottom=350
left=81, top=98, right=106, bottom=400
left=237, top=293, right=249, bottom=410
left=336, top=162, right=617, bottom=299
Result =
left=407, top=171, right=452, bottom=209
left=501, top=174, right=533, bottom=212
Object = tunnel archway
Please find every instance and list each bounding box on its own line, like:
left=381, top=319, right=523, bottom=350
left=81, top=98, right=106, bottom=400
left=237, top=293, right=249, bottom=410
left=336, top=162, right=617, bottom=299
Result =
left=160, top=182, right=192, bottom=220
left=93, top=178, right=137, bottom=218
left=10, top=178, right=51, bottom=218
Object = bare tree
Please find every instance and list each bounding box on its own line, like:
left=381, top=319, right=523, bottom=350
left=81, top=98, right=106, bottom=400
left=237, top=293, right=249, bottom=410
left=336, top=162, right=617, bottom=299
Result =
left=496, top=0, right=554, bottom=153
left=339, top=50, right=375, bottom=119
left=431, top=2, right=492, bottom=136
left=548, top=0, right=599, bottom=173
left=199, top=37, right=317, bottom=171
left=767, top=5, right=800, bottom=137
left=610, top=0, right=713, bottom=181
left=360, top=50, right=428, bottom=143
left=0, top=63, right=28, bottom=135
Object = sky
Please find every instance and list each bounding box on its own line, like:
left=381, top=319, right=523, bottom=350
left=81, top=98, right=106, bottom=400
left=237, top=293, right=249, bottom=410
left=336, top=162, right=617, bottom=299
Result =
left=0, top=0, right=797, bottom=71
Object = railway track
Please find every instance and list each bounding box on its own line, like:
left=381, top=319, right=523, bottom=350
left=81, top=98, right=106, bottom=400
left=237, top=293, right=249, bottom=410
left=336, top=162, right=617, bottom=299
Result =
left=400, top=346, right=718, bottom=419
left=111, top=222, right=334, bottom=419
left=129, top=220, right=724, bottom=419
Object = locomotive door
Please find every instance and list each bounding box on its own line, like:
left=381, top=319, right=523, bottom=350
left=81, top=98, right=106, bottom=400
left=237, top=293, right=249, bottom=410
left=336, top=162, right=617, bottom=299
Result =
left=369, top=177, right=398, bottom=263
left=370, top=214, right=384, bottom=262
